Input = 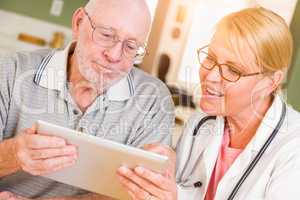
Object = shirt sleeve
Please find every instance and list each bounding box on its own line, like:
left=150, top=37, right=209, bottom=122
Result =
left=0, top=56, right=17, bottom=141
left=128, top=85, right=175, bottom=148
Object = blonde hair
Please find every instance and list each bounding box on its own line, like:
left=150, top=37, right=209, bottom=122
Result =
left=215, top=7, right=293, bottom=73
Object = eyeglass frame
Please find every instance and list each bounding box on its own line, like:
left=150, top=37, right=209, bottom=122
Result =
left=197, top=45, right=265, bottom=82
left=82, top=8, right=147, bottom=60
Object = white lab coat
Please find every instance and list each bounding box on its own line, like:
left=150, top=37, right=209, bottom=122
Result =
left=175, top=95, right=300, bottom=200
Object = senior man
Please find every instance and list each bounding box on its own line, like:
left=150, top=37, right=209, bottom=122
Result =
left=0, top=0, right=174, bottom=199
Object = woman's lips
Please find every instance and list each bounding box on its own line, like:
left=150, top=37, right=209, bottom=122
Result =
left=204, top=87, right=224, bottom=97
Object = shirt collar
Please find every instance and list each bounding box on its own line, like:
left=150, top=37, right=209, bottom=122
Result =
left=33, top=42, right=134, bottom=101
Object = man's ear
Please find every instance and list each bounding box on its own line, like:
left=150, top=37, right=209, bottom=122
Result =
left=71, top=7, right=85, bottom=41
left=267, top=70, right=285, bottom=95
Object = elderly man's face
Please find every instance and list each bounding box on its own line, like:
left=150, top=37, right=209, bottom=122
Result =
left=72, top=2, right=150, bottom=90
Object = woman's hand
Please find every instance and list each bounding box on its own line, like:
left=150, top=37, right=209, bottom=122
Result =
left=117, top=144, right=177, bottom=200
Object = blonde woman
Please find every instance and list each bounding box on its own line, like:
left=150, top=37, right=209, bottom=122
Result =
left=117, top=7, right=300, bottom=200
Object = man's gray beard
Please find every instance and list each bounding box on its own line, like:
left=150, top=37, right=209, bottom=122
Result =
left=75, top=42, right=130, bottom=93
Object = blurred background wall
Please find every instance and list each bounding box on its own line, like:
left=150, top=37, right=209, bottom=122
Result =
left=287, top=2, right=300, bottom=111
left=0, top=0, right=299, bottom=144
left=0, top=0, right=299, bottom=113
left=0, top=0, right=87, bottom=27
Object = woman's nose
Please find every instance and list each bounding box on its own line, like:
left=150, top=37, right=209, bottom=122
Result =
left=205, top=66, right=222, bottom=82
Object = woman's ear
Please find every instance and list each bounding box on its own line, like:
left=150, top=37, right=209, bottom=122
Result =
left=267, top=70, right=285, bottom=94
left=71, top=7, right=85, bottom=41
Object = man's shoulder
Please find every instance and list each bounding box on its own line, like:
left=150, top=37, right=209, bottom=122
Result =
left=130, top=67, right=171, bottom=97
left=130, top=67, right=163, bottom=86
left=16, top=49, right=53, bottom=71
left=0, top=49, right=53, bottom=72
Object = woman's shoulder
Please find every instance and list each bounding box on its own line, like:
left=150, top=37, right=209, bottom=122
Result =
left=286, top=104, right=300, bottom=125
left=181, top=110, right=212, bottom=134
left=282, top=104, right=300, bottom=137
left=186, top=109, right=214, bottom=125
left=176, top=110, right=218, bottom=145
left=271, top=104, right=300, bottom=159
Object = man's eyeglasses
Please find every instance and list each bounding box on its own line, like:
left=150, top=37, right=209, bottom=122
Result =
left=197, top=45, right=264, bottom=82
left=83, top=9, right=147, bottom=60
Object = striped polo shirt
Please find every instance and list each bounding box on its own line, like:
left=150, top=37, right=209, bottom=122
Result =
left=0, top=43, right=175, bottom=198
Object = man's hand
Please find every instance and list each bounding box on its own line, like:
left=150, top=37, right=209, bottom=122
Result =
left=0, top=191, right=28, bottom=200
left=12, top=125, right=78, bottom=176
left=0, top=191, right=117, bottom=200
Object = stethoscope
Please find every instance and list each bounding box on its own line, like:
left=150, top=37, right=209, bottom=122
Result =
left=190, top=101, right=286, bottom=200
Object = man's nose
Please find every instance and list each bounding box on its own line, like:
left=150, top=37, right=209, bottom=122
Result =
left=103, top=42, right=123, bottom=63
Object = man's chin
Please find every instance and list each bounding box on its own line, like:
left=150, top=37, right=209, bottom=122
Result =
left=87, top=77, right=120, bottom=92
left=81, top=69, right=126, bottom=91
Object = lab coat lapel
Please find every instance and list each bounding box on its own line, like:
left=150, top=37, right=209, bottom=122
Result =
left=214, top=143, right=255, bottom=199
left=179, top=115, right=222, bottom=185
left=201, top=116, right=225, bottom=193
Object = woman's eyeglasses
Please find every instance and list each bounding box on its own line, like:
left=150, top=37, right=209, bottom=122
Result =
left=197, top=45, right=264, bottom=82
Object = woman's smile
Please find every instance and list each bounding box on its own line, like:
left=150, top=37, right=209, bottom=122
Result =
left=204, top=86, right=224, bottom=98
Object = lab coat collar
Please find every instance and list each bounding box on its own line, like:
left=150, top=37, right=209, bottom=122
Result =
left=247, top=94, right=285, bottom=152
left=33, top=42, right=134, bottom=101
left=202, top=116, right=224, bottom=191
left=176, top=114, right=224, bottom=193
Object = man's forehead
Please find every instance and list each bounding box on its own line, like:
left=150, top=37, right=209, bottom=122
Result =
left=86, top=0, right=151, bottom=28
left=88, top=1, right=151, bottom=42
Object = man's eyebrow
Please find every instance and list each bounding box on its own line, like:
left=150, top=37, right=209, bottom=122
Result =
left=126, top=38, right=139, bottom=42
left=93, top=23, right=142, bottom=44
left=95, top=23, right=116, bottom=32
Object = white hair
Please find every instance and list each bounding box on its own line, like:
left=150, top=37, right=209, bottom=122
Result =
left=85, top=0, right=152, bottom=19
left=84, top=0, right=98, bottom=14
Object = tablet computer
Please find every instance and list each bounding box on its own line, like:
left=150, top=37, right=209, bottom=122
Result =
left=36, top=120, right=169, bottom=200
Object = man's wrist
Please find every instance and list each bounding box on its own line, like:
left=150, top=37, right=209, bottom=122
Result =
left=10, top=138, right=21, bottom=170
left=0, top=138, right=21, bottom=177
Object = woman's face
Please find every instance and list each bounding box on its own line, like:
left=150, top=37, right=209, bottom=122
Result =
left=199, top=34, right=271, bottom=117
